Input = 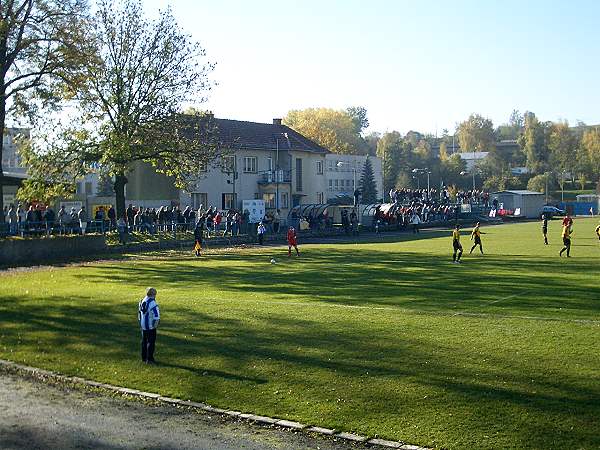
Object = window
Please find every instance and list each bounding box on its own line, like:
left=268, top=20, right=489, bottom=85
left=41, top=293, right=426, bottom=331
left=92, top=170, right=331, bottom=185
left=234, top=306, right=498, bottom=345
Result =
left=262, top=193, right=276, bottom=209
left=317, top=192, right=324, bottom=203
left=85, top=182, right=93, bottom=194
left=267, top=157, right=273, bottom=172
left=222, top=193, right=236, bottom=210
left=346, top=179, right=352, bottom=188
left=327, top=160, right=334, bottom=171
left=244, top=156, right=257, bottom=173
left=334, top=179, right=339, bottom=190
left=281, top=192, right=289, bottom=208
left=222, top=155, right=235, bottom=172
left=199, top=161, right=207, bottom=172
left=316, top=160, right=323, bottom=175
left=254, top=193, right=261, bottom=199
left=295, top=158, right=303, bottom=191
left=328, top=179, right=333, bottom=191
left=191, top=193, right=208, bottom=209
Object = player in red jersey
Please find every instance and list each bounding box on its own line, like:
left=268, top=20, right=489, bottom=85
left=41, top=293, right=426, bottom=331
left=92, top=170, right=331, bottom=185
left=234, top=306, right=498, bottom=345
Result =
left=287, top=226, right=300, bottom=257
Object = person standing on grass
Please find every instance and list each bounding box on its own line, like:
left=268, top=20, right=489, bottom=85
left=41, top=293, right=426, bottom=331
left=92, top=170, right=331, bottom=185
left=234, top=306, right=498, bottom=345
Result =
left=541, top=214, right=549, bottom=245
left=452, top=224, right=463, bottom=264
left=559, top=224, right=572, bottom=257
left=595, top=222, right=600, bottom=242
left=287, top=226, right=300, bottom=257
left=193, top=218, right=204, bottom=256
left=469, top=222, right=484, bottom=254
left=257, top=221, right=266, bottom=245
left=139, top=287, right=160, bottom=364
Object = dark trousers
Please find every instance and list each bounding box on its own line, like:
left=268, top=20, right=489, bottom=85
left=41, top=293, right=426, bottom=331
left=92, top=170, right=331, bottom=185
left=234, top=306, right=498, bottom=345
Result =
left=141, top=328, right=157, bottom=362
left=258, top=233, right=264, bottom=245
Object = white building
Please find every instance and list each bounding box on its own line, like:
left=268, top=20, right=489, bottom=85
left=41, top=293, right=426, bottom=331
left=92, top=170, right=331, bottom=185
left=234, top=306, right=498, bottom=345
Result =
left=325, top=154, right=383, bottom=202
left=2, top=128, right=29, bottom=175
left=175, top=118, right=329, bottom=213
left=459, top=151, right=488, bottom=171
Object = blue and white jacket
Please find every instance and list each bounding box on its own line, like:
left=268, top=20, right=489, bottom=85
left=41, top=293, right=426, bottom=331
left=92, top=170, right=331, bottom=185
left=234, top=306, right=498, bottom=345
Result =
left=138, top=296, right=160, bottom=330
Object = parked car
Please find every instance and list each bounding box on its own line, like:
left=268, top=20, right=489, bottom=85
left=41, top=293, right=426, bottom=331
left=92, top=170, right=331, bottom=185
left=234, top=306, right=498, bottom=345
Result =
left=542, top=205, right=566, bottom=218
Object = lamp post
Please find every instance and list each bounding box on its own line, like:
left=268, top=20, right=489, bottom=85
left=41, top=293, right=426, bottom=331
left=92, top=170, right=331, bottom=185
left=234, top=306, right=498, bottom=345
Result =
left=412, top=168, right=431, bottom=199
left=337, top=161, right=357, bottom=203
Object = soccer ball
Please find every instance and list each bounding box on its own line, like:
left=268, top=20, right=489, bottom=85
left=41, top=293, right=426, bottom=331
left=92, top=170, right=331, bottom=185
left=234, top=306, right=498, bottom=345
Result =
left=270, top=258, right=277, bottom=264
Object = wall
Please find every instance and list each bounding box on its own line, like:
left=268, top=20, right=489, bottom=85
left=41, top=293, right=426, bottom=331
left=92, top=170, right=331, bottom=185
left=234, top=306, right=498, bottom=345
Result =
left=0, top=235, right=107, bottom=267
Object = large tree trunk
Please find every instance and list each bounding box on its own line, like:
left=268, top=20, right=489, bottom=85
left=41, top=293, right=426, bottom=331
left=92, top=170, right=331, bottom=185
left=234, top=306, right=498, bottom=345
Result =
left=114, top=173, right=128, bottom=219
left=0, top=93, right=6, bottom=221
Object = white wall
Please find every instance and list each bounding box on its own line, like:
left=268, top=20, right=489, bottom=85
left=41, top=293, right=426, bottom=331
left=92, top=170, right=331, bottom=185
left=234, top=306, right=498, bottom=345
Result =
left=325, top=154, right=383, bottom=201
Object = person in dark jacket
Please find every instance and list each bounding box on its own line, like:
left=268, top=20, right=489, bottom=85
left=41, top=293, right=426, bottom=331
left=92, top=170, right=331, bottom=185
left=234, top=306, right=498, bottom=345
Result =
left=193, top=218, right=204, bottom=256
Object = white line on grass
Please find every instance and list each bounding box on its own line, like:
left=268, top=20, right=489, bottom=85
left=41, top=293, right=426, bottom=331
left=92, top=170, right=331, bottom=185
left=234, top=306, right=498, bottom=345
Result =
left=195, top=297, right=600, bottom=325
left=485, top=290, right=531, bottom=305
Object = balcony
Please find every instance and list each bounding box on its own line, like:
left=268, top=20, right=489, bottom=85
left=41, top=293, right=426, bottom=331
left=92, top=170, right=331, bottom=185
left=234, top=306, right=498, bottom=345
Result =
left=257, top=170, right=292, bottom=185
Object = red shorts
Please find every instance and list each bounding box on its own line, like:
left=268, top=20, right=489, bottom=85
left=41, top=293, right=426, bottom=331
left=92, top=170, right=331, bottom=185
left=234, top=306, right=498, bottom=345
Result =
left=288, top=239, right=297, bottom=246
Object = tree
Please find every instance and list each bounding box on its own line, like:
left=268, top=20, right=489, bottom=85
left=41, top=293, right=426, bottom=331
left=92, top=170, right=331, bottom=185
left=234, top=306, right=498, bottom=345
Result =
left=439, top=142, right=449, bottom=161
left=0, top=0, right=90, bottom=213
left=363, top=131, right=380, bottom=157
left=496, top=109, right=524, bottom=141
left=581, top=127, right=600, bottom=187
left=376, top=131, right=416, bottom=194
left=20, top=0, right=221, bottom=217
left=457, top=114, right=495, bottom=153
left=359, top=157, right=377, bottom=203
left=284, top=107, right=367, bottom=155
left=518, top=112, right=550, bottom=175
left=346, top=106, right=369, bottom=134
left=547, top=121, right=577, bottom=188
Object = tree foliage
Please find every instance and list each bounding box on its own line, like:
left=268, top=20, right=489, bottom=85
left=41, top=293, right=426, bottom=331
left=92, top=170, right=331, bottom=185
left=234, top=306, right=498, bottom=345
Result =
left=359, top=157, right=378, bottom=203
left=518, top=112, right=550, bottom=175
left=581, top=127, right=600, bottom=186
left=19, top=0, right=222, bottom=216
left=0, top=0, right=91, bottom=212
left=284, top=107, right=368, bottom=155
left=457, top=114, right=495, bottom=153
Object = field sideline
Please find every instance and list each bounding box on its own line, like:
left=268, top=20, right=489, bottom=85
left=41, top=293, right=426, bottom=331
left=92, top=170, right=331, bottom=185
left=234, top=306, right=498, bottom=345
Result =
left=1, top=218, right=599, bottom=449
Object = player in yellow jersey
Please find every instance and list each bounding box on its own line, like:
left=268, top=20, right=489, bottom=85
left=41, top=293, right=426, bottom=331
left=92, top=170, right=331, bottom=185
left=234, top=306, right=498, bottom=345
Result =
left=469, top=222, right=484, bottom=254
left=559, top=224, right=572, bottom=257
left=595, top=223, right=600, bottom=242
left=452, top=224, right=463, bottom=263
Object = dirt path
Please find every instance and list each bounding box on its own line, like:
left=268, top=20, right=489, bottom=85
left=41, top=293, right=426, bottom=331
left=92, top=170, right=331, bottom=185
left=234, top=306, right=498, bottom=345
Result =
left=0, top=374, right=357, bottom=450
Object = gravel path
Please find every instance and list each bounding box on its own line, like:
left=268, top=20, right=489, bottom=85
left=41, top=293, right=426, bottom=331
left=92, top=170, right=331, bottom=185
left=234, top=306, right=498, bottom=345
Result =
left=0, top=374, right=357, bottom=450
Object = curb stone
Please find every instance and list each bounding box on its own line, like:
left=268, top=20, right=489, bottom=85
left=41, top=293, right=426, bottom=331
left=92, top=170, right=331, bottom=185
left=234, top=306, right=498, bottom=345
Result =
left=336, top=431, right=368, bottom=443
left=0, top=359, right=429, bottom=449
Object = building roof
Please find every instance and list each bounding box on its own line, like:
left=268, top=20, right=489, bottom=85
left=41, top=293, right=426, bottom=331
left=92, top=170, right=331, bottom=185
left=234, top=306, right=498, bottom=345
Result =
left=213, top=118, right=329, bottom=154
left=493, top=190, right=543, bottom=196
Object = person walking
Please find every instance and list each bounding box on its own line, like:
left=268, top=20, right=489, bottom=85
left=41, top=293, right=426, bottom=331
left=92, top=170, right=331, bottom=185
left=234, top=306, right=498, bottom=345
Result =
left=469, top=222, right=484, bottom=254
left=559, top=224, right=572, bottom=257
left=452, top=224, right=463, bottom=264
left=138, top=287, right=160, bottom=364
left=287, top=226, right=300, bottom=257
left=193, top=219, right=204, bottom=256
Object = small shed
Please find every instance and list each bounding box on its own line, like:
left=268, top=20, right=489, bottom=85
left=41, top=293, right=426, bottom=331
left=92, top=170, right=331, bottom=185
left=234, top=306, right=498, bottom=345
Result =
left=492, top=190, right=545, bottom=219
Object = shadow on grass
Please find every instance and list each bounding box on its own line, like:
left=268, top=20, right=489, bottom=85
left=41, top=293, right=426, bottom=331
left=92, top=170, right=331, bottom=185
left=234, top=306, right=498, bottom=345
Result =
left=1, top=291, right=599, bottom=448
left=79, top=246, right=600, bottom=318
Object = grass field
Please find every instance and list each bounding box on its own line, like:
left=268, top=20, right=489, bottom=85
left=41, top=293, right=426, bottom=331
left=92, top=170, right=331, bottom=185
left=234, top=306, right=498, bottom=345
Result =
left=1, top=218, right=599, bottom=449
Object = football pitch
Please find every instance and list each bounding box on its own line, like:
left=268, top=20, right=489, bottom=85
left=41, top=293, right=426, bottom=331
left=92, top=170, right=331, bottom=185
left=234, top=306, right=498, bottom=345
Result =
left=1, top=219, right=599, bottom=449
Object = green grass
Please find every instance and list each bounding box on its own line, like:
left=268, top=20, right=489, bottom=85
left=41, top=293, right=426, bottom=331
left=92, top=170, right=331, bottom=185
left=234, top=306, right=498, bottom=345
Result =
left=1, top=219, right=599, bottom=449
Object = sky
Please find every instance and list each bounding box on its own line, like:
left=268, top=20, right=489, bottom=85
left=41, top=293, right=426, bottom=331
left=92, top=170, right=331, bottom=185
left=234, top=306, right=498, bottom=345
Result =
left=143, top=0, right=600, bottom=135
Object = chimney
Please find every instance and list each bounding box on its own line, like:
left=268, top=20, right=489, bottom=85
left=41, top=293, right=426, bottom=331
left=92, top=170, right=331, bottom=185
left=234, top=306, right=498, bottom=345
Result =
left=273, top=118, right=282, bottom=125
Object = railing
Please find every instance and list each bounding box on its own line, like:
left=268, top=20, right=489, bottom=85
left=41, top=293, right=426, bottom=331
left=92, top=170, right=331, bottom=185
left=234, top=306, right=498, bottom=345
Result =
left=258, top=170, right=292, bottom=184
